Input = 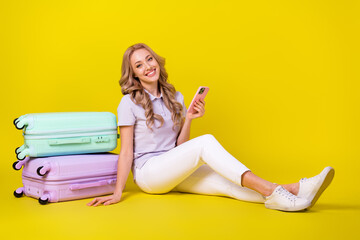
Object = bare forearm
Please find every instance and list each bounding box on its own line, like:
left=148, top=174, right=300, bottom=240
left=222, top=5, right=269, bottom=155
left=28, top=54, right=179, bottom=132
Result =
left=113, top=152, right=133, bottom=196
left=177, top=98, right=206, bottom=145
left=176, top=117, right=192, bottom=146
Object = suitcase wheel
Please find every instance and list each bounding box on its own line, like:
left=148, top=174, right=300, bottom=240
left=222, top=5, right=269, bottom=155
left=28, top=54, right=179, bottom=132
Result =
left=13, top=118, right=24, bottom=130
left=15, top=145, right=26, bottom=154
left=37, top=166, right=47, bottom=176
left=13, top=188, right=24, bottom=198
left=38, top=197, right=49, bottom=205
left=16, top=147, right=30, bottom=161
left=12, top=161, right=22, bottom=171
left=16, top=152, right=26, bottom=161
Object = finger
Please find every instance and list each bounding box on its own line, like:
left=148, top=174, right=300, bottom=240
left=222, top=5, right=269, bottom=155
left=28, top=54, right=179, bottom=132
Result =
left=93, top=197, right=108, bottom=207
left=193, top=106, right=203, bottom=113
left=195, top=101, right=205, bottom=108
left=194, top=104, right=204, bottom=111
left=103, top=199, right=115, bottom=206
left=197, top=103, right=205, bottom=110
left=87, top=198, right=99, bottom=206
left=194, top=106, right=201, bottom=112
left=93, top=201, right=103, bottom=207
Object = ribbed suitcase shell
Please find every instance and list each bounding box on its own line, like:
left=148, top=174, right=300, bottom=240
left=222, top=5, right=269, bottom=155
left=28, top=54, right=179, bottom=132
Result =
left=14, top=112, right=118, bottom=159
left=14, top=153, right=119, bottom=204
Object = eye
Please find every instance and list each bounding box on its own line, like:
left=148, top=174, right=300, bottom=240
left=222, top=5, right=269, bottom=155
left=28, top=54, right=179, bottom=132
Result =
left=148, top=57, right=153, bottom=61
left=136, top=64, right=142, bottom=68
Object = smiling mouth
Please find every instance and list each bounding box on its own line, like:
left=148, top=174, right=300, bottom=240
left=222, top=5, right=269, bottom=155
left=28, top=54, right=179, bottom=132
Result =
left=146, top=69, right=156, bottom=77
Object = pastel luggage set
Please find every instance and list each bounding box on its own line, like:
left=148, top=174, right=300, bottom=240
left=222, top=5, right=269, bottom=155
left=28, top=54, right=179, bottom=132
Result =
left=12, top=112, right=119, bottom=204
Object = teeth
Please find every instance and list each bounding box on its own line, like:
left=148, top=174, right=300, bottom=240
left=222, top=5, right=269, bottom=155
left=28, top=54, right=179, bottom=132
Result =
left=147, top=69, right=155, bottom=76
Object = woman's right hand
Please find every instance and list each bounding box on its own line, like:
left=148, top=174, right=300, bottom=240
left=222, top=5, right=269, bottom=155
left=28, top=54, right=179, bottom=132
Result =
left=87, top=193, right=122, bottom=207
left=87, top=126, right=133, bottom=207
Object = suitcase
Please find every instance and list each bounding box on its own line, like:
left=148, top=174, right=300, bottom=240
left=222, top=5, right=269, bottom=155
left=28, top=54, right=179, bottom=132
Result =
left=13, top=153, right=119, bottom=204
left=13, top=112, right=118, bottom=159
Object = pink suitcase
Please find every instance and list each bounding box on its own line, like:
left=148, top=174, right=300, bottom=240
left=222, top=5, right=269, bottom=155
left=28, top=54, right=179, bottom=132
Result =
left=13, top=153, right=119, bottom=204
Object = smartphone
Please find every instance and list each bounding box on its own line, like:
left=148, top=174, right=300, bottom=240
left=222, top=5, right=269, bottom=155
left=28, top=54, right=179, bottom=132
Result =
left=188, top=86, right=209, bottom=114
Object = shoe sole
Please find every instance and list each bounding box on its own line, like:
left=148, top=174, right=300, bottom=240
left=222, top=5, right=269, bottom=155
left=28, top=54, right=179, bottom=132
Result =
left=309, top=166, right=335, bottom=209
left=265, top=202, right=311, bottom=212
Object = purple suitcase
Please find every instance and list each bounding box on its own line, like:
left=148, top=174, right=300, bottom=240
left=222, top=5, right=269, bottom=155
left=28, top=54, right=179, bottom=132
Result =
left=13, top=153, right=119, bottom=204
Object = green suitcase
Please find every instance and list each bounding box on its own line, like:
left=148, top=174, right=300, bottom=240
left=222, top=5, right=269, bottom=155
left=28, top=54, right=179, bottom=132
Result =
left=14, top=112, right=118, bottom=159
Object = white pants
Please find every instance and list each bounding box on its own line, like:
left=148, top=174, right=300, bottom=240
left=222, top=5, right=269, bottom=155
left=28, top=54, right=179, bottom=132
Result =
left=134, top=134, right=265, bottom=203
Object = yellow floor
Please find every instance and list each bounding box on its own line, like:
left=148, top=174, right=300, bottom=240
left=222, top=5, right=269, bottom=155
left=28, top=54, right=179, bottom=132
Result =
left=2, top=160, right=359, bottom=240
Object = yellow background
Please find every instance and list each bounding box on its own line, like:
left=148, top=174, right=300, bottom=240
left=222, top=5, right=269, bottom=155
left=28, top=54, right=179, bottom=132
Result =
left=1, top=0, right=359, bottom=239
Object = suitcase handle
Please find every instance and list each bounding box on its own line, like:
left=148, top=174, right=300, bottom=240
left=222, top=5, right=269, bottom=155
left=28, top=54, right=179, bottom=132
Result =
left=48, top=137, right=91, bottom=145
left=69, top=179, right=116, bottom=190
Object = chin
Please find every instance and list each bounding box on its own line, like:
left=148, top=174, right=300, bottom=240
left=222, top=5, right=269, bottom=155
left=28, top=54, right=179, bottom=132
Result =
left=148, top=75, right=160, bottom=82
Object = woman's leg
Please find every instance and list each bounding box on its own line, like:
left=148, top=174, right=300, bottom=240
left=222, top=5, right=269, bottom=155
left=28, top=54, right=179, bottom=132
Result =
left=242, top=171, right=300, bottom=196
left=135, top=134, right=288, bottom=197
left=134, top=134, right=311, bottom=211
left=172, top=165, right=265, bottom=203
left=172, top=165, right=299, bottom=202
left=134, top=134, right=250, bottom=194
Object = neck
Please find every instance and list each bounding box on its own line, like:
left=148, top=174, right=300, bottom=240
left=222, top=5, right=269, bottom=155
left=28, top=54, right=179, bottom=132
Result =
left=142, top=83, right=160, bottom=97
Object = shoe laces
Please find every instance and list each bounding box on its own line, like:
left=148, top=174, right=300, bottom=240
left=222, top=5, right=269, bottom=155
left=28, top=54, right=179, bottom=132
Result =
left=300, top=177, right=308, bottom=183
left=300, top=173, right=320, bottom=183
left=276, top=186, right=297, bottom=202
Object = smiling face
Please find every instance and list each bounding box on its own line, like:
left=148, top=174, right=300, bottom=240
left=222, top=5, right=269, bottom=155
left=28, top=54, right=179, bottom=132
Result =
left=130, top=48, right=160, bottom=88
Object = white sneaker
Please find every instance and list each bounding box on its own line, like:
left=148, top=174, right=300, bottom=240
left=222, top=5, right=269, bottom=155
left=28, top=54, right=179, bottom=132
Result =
left=265, top=185, right=311, bottom=211
left=298, top=166, right=335, bottom=208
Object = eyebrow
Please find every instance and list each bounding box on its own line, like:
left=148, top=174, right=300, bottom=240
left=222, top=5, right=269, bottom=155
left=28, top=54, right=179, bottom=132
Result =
left=135, top=55, right=151, bottom=65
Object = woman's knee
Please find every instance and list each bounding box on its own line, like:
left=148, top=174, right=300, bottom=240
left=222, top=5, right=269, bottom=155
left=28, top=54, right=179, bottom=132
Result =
left=196, top=134, right=217, bottom=145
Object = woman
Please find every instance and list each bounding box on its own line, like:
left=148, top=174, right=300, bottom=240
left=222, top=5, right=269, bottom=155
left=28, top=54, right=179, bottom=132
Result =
left=88, top=43, right=334, bottom=211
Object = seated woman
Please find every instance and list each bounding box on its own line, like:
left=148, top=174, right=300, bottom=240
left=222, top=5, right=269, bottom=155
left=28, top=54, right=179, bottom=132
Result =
left=88, top=43, right=334, bottom=211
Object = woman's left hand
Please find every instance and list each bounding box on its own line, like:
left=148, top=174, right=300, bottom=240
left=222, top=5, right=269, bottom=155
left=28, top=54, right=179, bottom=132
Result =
left=187, top=99, right=205, bottom=120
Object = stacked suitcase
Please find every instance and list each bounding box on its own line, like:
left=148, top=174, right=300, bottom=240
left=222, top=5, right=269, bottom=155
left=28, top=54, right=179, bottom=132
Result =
left=13, top=112, right=119, bottom=204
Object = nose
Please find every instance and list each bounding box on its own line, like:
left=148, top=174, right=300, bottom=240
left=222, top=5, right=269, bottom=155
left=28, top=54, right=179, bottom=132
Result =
left=144, top=61, right=152, bottom=70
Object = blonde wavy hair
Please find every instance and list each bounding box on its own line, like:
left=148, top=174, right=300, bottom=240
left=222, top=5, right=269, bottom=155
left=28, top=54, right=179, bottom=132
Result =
left=119, top=43, right=184, bottom=130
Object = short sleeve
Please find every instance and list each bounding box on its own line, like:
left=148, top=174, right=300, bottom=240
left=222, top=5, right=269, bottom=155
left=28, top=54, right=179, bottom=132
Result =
left=175, top=91, right=187, bottom=116
left=117, top=95, right=136, bottom=126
